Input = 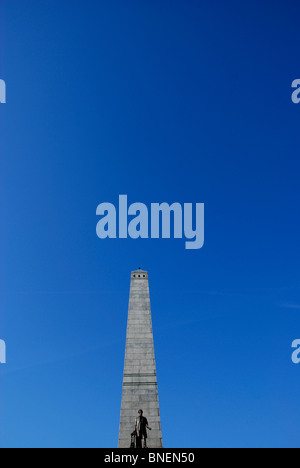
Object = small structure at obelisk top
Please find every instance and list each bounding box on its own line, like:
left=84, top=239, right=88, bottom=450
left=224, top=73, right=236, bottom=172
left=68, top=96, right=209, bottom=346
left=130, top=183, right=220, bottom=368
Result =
left=118, top=269, right=163, bottom=448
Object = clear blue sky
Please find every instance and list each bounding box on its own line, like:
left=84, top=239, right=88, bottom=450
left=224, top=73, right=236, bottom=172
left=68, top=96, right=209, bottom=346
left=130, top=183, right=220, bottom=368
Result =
left=1, top=0, right=300, bottom=448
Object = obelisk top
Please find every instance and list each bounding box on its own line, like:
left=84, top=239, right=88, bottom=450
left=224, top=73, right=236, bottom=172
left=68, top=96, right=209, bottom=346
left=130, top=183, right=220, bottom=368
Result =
left=131, top=269, right=148, bottom=279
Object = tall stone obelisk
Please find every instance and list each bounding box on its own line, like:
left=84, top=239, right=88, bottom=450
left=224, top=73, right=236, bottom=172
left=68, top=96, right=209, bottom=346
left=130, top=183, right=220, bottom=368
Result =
left=118, top=269, right=163, bottom=448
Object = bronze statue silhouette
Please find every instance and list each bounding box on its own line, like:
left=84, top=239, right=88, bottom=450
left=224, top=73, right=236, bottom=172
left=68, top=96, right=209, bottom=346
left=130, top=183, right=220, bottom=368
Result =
left=131, top=409, right=152, bottom=448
